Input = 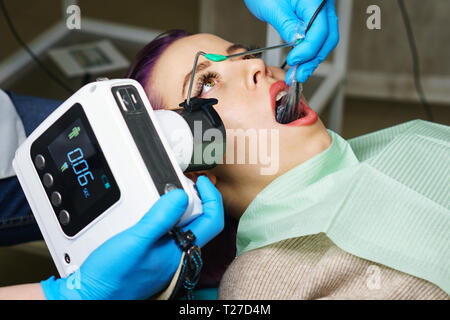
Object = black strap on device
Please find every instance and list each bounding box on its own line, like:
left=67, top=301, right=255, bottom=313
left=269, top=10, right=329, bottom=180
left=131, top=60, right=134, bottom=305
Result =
left=168, top=227, right=203, bottom=300
left=177, top=97, right=226, bottom=172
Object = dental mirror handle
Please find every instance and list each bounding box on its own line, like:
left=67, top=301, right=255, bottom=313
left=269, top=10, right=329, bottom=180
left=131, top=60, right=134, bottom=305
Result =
left=186, top=51, right=206, bottom=106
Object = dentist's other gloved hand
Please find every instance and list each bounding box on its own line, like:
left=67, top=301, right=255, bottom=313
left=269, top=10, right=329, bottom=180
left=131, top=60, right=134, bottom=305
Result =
left=40, top=176, right=224, bottom=300
left=244, top=0, right=339, bottom=84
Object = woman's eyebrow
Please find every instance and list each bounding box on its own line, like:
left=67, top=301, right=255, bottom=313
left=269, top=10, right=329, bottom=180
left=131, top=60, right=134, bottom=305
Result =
left=226, top=43, right=248, bottom=54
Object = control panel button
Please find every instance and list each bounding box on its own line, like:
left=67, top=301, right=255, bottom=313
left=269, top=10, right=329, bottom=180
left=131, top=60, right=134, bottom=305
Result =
left=64, top=253, right=71, bottom=264
left=34, top=154, right=45, bottom=170
left=42, top=173, right=54, bottom=188
left=51, top=191, right=62, bottom=207
left=59, top=210, right=70, bottom=226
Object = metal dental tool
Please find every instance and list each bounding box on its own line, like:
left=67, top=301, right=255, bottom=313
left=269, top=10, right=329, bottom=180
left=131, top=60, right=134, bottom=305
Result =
left=185, top=39, right=303, bottom=107
left=275, top=65, right=305, bottom=124
left=274, top=21, right=307, bottom=124
left=205, top=39, right=303, bottom=62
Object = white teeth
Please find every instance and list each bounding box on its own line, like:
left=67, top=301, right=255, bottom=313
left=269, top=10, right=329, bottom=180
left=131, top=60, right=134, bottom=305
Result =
left=276, top=91, right=287, bottom=102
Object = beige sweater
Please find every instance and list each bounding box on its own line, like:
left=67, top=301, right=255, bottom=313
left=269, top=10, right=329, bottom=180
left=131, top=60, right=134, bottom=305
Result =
left=218, top=233, right=449, bottom=300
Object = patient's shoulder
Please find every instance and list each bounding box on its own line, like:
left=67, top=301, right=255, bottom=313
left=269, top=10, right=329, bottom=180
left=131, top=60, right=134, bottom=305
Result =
left=218, top=233, right=333, bottom=299
left=348, top=119, right=449, bottom=162
left=218, top=233, right=449, bottom=300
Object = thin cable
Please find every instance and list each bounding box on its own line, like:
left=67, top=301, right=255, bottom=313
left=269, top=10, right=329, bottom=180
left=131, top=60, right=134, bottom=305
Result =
left=305, top=0, right=328, bottom=34
left=280, top=0, right=327, bottom=69
left=0, top=0, right=75, bottom=94
left=397, top=0, right=434, bottom=122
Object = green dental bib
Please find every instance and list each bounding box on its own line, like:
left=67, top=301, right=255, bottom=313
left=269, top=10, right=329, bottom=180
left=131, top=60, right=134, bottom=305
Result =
left=237, top=120, right=450, bottom=294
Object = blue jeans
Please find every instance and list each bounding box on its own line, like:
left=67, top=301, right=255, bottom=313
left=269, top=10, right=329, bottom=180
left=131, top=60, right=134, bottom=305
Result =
left=0, top=92, right=61, bottom=245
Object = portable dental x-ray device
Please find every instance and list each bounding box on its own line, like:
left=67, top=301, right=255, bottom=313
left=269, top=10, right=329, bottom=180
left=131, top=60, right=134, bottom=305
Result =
left=12, top=78, right=225, bottom=278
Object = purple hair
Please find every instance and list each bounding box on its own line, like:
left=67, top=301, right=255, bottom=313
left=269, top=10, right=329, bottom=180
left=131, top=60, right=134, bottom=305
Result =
left=126, top=29, right=190, bottom=109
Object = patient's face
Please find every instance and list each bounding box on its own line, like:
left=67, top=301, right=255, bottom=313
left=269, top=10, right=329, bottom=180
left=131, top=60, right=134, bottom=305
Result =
left=147, top=34, right=331, bottom=204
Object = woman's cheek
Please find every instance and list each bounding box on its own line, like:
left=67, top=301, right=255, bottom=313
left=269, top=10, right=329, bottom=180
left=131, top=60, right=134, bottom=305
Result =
left=269, top=66, right=286, bottom=81
left=214, top=106, right=233, bottom=130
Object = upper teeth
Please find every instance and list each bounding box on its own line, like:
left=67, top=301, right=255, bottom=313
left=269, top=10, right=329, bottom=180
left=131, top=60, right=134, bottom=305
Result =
left=276, top=91, right=287, bottom=102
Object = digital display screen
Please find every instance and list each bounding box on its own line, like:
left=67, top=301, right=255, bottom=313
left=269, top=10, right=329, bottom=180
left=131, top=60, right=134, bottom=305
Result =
left=31, top=103, right=120, bottom=237
left=48, top=118, right=112, bottom=215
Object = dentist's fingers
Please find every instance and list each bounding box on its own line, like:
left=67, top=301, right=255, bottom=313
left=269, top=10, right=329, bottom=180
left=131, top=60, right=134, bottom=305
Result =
left=267, top=2, right=307, bottom=44
left=244, top=0, right=300, bottom=43
left=129, top=189, right=188, bottom=242
left=286, top=0, right=340, bottom=84
left=183, top=175, right=224, bottom=248
left=286, top=8, right=329, bottom=67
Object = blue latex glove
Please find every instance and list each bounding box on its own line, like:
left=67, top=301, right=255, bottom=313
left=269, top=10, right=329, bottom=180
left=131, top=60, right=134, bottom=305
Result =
left=41, top=176, right=224, bottom=300
left=244, top=0, right=339, bottom=83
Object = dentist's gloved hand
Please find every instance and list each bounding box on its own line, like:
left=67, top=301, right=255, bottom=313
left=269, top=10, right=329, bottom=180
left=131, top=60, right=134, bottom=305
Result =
left=40, top=176, right=224, bottom=300
left=244, top=0, right=339, bottom=83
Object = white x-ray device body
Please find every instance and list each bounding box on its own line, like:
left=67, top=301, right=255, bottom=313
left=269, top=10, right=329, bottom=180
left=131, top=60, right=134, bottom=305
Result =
left=12, top=79, right=226, bottom=278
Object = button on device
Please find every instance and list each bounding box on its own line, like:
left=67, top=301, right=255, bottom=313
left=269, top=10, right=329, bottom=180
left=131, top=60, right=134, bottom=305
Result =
left=64, top=253, right=71, bottom=264
left=42, top=173, right=54, bottom=188
left=34, top=154, right=46, bottom=170
left=51, top=191, right=62, bottom=207
left=59, top=210, right=70, bottom=226
left=164, top=183, right=178, bottom=194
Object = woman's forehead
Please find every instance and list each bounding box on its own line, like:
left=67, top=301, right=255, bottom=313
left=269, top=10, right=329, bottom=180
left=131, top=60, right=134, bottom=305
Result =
left=171, top=33, right=233, bottom=56
left=157, top=34, right=233, bottom=73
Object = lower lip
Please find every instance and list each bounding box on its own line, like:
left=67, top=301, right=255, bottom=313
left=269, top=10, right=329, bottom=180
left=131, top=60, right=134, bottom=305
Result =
left=283, top=102, right=318, bottom=127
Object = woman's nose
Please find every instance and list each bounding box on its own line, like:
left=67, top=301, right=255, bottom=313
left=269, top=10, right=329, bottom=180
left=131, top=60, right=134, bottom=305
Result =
left=243, top=58, right=267, bottom=90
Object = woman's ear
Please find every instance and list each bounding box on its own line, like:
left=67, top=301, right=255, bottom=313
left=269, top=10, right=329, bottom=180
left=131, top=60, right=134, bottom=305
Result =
left=184, top=171, right=217, bottom=185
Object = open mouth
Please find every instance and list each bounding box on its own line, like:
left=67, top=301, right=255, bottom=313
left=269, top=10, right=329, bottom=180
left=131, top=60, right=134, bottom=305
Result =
left=270, top=81, right=318, bottom=126
left=274, top=90, right=306, bottom=122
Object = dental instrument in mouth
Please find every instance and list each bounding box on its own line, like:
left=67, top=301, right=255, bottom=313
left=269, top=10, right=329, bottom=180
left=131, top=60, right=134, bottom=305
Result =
left=275, top=65, right=304, bottom=124
left=274, top=20, right=309, bottom=124
left=274, top=0, right=328, bottom=124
